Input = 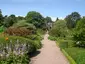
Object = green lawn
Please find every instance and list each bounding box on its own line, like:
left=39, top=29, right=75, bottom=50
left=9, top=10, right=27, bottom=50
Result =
left=65, top=47, right=85, bottom=64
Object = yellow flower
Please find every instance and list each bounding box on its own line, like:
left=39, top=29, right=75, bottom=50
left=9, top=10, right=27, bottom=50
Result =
left=5, top=37, right=9, bottom=41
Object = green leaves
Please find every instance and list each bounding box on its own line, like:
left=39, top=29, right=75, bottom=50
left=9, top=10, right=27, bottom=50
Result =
left=65, top=12, right=81, bottom=29
left=26, top=11, right=45, bottom=28
left=73, top=18, right=85, bottom=47
left=49, top=20, right=68, bottom=37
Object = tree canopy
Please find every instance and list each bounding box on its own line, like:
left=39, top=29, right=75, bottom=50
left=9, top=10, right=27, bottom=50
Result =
left=65, top=12, right=81, bottom=29
left=26, top=11, right=45, bottom=28
left=0, top=9, right=3, bottom=26
left=4, top=14, right=17, bottom=27
left=49, top=20, right=68, bottom=37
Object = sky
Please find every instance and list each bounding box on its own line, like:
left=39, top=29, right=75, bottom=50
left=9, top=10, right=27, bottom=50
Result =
left=0, top=0, right=85, bottom=21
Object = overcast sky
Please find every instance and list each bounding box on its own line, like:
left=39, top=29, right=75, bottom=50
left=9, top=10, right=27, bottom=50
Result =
left=0, top=0, right=85, bottom=21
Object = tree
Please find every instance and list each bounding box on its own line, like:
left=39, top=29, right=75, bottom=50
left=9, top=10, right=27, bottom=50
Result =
left=9, top=14, right=17, bottom=23
left=45, top=16, right=53, bottom=30
left=16, top=16, right=25, bottom=20
left=65, top=12, right=81, bottom=29
left=45, top=16, right=52, bottom=23
left=0, top=9, right=3, bottom=26
left=73, top=18, right=85, bottom=47
left=56, top=17, right=59, bottom=21
left=49, top=20, right=68, bottom=37
left=4, top=14, right=17, bottom=27
left=26, top=11, right=45, bottom=28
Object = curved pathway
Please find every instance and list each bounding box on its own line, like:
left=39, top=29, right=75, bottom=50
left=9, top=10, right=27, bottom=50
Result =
left=30, top=34, right=69, bottom=64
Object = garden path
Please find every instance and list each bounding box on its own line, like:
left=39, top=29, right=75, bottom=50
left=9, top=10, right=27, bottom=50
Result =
left=30, top=34, right=69, bottom=64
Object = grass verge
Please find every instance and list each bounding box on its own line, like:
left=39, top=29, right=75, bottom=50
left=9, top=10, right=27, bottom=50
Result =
left=62, top=49, right=76, bottom=64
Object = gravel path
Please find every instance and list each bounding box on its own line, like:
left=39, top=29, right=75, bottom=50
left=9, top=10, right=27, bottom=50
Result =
left=30, top=34, right=69, bottom=64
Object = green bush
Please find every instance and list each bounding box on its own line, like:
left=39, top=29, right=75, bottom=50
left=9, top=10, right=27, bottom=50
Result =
left=57, top=38, right=75, bottom=49
left=48, top=36, right=57, bottom=41
left=0, top=53, right=29, bottom=64
left=58, top=39, right=68, bottom=49
left=49, top=20, right=68, bottom=37
left=26, top=34, right=42, bottom=49
left=73, top=18, right=85, bottom=47
left=36, top=29, right=46, bottom=35
left=0, top=35, right=42, bottom=64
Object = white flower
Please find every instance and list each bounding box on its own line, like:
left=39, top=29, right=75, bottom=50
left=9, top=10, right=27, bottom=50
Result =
left=76, top=41, right=80, bottom=44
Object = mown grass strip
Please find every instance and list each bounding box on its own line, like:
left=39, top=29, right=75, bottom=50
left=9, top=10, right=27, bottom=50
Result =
left=62, top=49, right=76, bottom=64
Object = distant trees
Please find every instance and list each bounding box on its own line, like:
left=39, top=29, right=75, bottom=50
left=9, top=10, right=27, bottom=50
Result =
left=17, top=16, right=25, bottom=20
left=26, top=11, right=45, bottom=28
left=45, top=16, right=52, bottom=23
left=56, top=17, right=59, bottom=21
left=45, top=16, right=53, bottom=30
left=4, top=14, right=17, bottom=27
left=0, top=9, right=3, bottom=26
left=65, top=12, right=81, bottom=29
left=49, top=20, right=68, bottom=37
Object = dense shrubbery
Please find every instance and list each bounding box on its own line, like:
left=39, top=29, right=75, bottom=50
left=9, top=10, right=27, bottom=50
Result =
left=48, top=12, right=85, bottom=64
left=73, top=18, right=85, bottom=47
left=0, top=34, right=42, bottom=64
left=0, top=10, right=48, bottom=64
left=5, top=27, right=33, bottom=36
left=49, top=20, right=68, bottom=37
left=48, top=36, right=57, bottom=41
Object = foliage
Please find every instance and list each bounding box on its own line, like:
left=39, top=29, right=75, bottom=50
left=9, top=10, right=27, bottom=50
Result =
left=26, top=34, right=42, bottom=49
left=57, top=38, right=74, bottom=49
left=0, top=26, right=4, bottom=32
left=45, top=16, right=53, bottom=30
left=0, top=33, right=42, bottom=64
left=45, top=16, right=52, bottom=23
left=49, top=20, right=68, bottom=37
left=13, top=20, right=36, bottom=30
left=5, top=27, right=33, bottom=36
left=65, top=12, right=81, bottom=29
left=16, top=16, right=25, bottom=21
left=4, top=14, right=17, bottom=27
left=58, top=39, right=68, bottom=49
left=73, top=18, right=85, bottom=47
left=0, top=53, right=29, bottom=64
left=0, top=9, right=3, bottom=26
left=48, top=36, right=57, bottom=41
left=36, top=29, right=46, bottom=35
left=26, top=11, right=45, bottom=28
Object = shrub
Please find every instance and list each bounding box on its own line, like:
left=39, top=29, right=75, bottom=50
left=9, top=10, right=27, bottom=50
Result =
left=73, top=18, right=85, bottom=47
left=0, top=35, right=40, bottom=64
left=13, top=20, right=36, bottom=30
left=58, top=39, right=68, bottom=49
left=26, top=34, right=42, bottom=49
left=36, top=29, right=46, bottom=35
left=48, top=36, right=57, bottom=41
left=57, top=38, right=75, bottom=49
left=5, top=27, right=33, bottom=36
left=49, top=20, right=68, bottom=37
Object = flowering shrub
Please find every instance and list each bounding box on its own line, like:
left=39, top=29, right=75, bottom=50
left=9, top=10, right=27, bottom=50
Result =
left=0, top=36, right=39, bottom=64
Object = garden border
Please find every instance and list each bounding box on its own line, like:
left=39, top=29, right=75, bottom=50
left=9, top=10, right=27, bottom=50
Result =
left=62, top=49, right=76, bottom=64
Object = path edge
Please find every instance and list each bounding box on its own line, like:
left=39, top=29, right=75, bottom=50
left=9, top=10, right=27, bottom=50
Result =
left=61, top=49, right=77, bottom=64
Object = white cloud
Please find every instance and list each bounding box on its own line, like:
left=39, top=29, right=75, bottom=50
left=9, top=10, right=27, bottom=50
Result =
left=50, top=16, right=64, bottom=21
left=50, top=16, right=56, bottom=21
left=59, top=17, right=64, bottom=20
